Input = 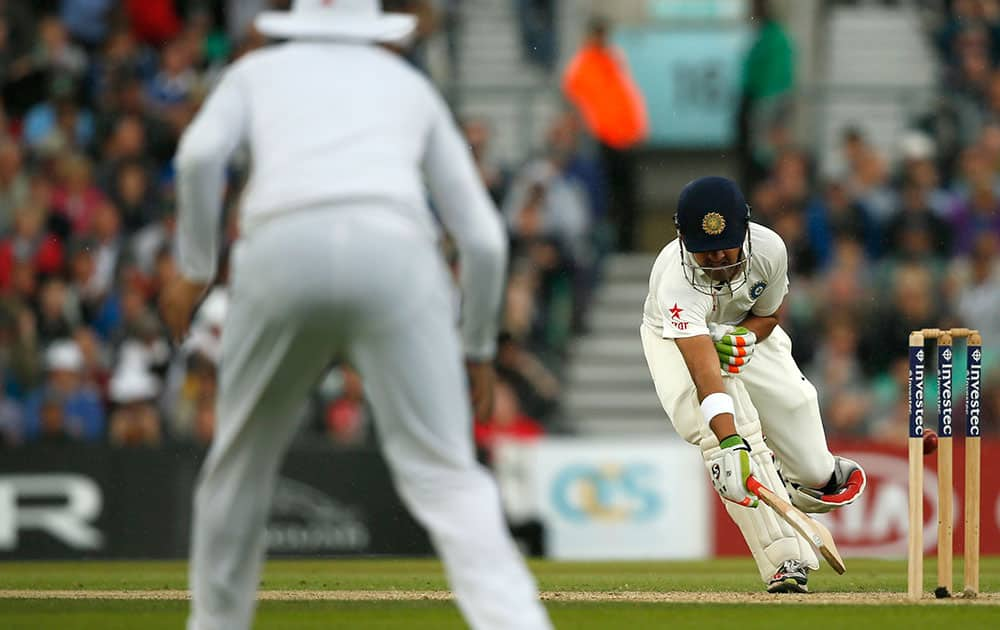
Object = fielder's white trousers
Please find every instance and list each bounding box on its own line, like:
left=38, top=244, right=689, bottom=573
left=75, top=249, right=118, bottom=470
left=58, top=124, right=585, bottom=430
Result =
left=641, top=323, right=834, bottom=580
left=187, top=206, right=551, bottom=630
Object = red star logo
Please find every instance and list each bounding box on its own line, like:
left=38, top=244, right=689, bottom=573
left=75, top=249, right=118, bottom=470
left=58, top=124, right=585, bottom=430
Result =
left=669, top=303, right=683, bottom=320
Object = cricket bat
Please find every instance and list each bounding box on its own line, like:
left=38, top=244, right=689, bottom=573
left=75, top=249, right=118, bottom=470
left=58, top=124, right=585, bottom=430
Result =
left=747, top=475, right=847, bottom=575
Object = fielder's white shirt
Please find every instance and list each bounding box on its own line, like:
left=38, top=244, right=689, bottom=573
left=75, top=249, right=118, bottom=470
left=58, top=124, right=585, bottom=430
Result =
left=643, top=222, right=789, bottom=339
left=174, top=41, right=507, bottom=358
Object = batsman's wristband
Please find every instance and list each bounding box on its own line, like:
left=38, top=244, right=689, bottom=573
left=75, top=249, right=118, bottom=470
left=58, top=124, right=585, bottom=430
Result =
left=701, top=392, right=735, bottom=426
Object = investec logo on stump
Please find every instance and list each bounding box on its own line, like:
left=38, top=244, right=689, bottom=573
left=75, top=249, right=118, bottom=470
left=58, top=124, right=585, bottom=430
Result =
left=910, top=347, right=925, bottom=437
left=968, top=347, right=982, bottom=437
left=0, top=474, right=104, bottom=551
left=939, top=345, right=953, bottom=437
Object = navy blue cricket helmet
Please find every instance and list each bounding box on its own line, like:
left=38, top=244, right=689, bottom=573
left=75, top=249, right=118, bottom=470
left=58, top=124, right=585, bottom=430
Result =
left=673, top=176, right=751, bottom=253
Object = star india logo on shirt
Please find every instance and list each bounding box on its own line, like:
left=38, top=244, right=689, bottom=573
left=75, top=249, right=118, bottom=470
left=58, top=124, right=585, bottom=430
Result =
left=668, top=303, right=688, bottom=330
left=701, top=212, right=726, bottom=235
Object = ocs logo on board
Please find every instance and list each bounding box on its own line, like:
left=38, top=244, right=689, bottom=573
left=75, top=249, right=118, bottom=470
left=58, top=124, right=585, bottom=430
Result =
left=550, top=463, right=662, bottom=523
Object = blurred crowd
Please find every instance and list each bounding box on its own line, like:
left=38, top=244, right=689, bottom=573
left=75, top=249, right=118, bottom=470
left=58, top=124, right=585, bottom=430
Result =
left=0, top=0, right=272, bottom=449
left=0, top=0, right=584, bottom=453
left=746, top=0, right=1000, bottom=440
left=5, top=0, right=999, bottom=453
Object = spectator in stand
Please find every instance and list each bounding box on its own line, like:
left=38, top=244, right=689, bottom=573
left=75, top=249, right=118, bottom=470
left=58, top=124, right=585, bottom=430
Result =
left=868, top=356, right=913, bottom=444
left=99, top=114, right=150, bottom=179
left=22, top=339, right=104, bottom=443
left=125, top=0, right=182, bottom=47
left=502, top=260, right=539, bottom=346
left=949, top=175, right=1000, bottom=254
left=114, top=284, right=169, bottom=367
left=319, top=365, right=370, bottom=446
left=936, top=0, right=985, bottom=68
left=897, top=130, right=955, bottom=217
left=108, top=158, right=157, bottom=232
left=771, top=149, right=812, bottom=212
left=769, top=150, right=821, bottom=275
left=950, top=143, right=995, bottom=202
left=0, top=16, right=15, bottom=92
left=947, top=27, right=995, bottom=141
left=861, top=264, right=942, bottom=377
left=975, top=69, right=1000, bottom=133
left=951, top=24, right=993, bottom=97
left=74, top=324, right=111, bottom=398
left=474, top=377, right=544, bottom=464
left=504, top=156, right=591, bottom=268
left=162, top=287, right=225, bottom=442
left=0, top=140, right=29, bottom=232
left=66, top=237, right=116, bottom=335
left=563, top=17, right=647, bottom=251
left=96, top=74, right=175, bottom=165
left=35, top=277, right=80, bottom=345
left=132, top=208, right=175, bottom=278
left=503, top=161, right=588, bottom=355
left=89, top=27, right=158, bottom=108
left=841, top=127, right=896, bottom=228
left=14, top=15, right=88, bottom=84
left=805, top=178, right=879, bottom=267
left=495, top=332, right=560, bottom=423
left=60, top=0, right=115, bottom=50
left=954, top=233, right=1000, bottom=371
left=0, top=367, right=23, bottom=446
left=0, top=205, right=63, bottom=290
left=23, top=83, right=95, bottom=156
left=548, top=111, right=607, bottom=232
left=771, top=207, right=820, bottom=278
left=806, top=318, right=871, bottom=437
left=107, top=364, right=162, bottom=447
left=737, top=0, right=796, bottom=190
left=461, top=117, right=510, bottom=206
left=184, top=7, right=231, bottom=77
left=88, top=201, right=124, bottom=300
left=51, top=153, right=106, bottom=235
left=146, top=37, right=199, bottom=115
left=977, top=121, right=1000, bottom=181
left=884, top=180, right=953, bottom=262
left=165, top=348, right=217, bottom=445
left=515, top=0, right=556, bottom=72
left=0, top=303, right=44, bottom=397
left=747, top=176, right=781, bottom=227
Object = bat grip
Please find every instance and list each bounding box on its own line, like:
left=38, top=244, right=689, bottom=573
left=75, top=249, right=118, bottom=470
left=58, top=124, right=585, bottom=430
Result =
left=746, top=475, right=764, bottom=495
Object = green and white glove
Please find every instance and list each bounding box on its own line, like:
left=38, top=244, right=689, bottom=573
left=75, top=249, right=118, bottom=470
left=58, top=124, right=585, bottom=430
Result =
left=708, top=323, right=756, bottom=374
left=707, top=434, right=760, bottom=508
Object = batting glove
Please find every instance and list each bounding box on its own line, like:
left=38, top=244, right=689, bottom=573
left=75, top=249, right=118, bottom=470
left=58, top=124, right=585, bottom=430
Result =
left=707, top=434, right=760, bottom=508
left=709, top=323, right=756, bottom=374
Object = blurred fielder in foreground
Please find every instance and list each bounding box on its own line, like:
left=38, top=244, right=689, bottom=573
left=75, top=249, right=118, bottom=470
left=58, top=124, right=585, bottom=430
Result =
left=641, top=176, right=867, bottom=593
left=159, top=1, right=552, bottom=628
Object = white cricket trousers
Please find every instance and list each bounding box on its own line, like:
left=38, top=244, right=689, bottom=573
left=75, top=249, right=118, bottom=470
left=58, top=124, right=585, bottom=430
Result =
left=187, top=206, right=551, bottom=630
left=641, top=323, right=834, bottom=580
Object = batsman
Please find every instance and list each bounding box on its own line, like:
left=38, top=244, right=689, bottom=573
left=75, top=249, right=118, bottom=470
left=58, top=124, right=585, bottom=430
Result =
left=640, top=176, right=867, bottom=593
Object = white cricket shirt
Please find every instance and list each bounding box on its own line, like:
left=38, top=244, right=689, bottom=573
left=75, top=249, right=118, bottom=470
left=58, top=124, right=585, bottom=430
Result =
left=174, top=41, right=507, bottom=358
left=643, top=222, right=789, bottom=339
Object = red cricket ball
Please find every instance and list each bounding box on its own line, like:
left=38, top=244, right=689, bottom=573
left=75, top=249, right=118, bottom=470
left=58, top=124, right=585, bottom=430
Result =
left=924, top=429, right=939, bottom=456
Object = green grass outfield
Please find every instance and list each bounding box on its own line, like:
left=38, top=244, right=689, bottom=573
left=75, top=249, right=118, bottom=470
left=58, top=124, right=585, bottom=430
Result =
left=1, top=557, right=999, bottom=629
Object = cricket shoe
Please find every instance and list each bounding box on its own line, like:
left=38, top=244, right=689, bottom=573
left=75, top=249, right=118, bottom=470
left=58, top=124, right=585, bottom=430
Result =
left=767, top=559, right=809, bottom=593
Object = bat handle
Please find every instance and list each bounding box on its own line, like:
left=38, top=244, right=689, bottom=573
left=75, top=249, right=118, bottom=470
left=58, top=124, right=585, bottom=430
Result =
left=746, top=475, right=764, bottom=495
